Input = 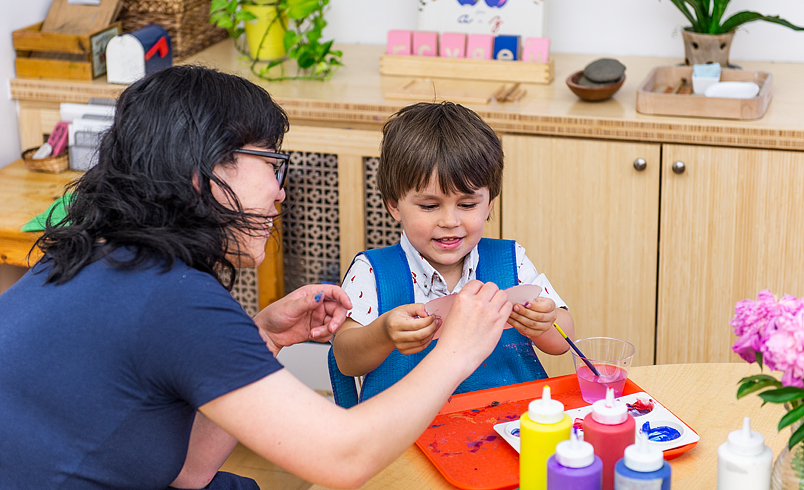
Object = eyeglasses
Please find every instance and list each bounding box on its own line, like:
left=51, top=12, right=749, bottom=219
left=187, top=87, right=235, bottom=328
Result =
left=234, top=149, right=290, bottom=189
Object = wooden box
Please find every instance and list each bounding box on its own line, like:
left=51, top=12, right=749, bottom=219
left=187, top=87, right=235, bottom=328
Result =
left=13, top=22, right=121, bottom=81
left=636, top=66, right=772, bottom=120
left=380, top=54, right=554, bottom=85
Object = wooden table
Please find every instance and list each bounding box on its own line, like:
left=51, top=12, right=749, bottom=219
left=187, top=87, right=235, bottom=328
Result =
left=0, top=160, right=81, bottom=267
left=310, top=363, right=787, bottom=490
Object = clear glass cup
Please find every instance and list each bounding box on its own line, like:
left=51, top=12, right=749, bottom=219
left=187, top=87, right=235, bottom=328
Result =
left=571, top=337, right=636, bottom=404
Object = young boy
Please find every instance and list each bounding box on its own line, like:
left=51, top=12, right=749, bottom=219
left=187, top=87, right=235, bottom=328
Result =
left=331, top=101, right=574, bottom=404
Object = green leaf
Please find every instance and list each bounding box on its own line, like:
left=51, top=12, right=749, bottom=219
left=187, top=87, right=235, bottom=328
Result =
left=709, top=0, right=729, bottom=33
left=779, top=402, right=804, bottom=431
left=214, top=17, right=234, bottom=30
left=316, top=39, right=333, bottom=57
left=314, top=61, right=329, bottom=75
left=789, top=421, right=804, bottom=450
left=666, top=0, right=702, bottom=32
left=210, top=0, right=229, bottom=13
left=297, top=50, right=317, bottom=68
left=236, top=11, right=258, bottom=22
left=684, top=0, right=710, bottom=32
left=756, top=351, right=764, bottom=371
left=720, top=11, right=804, bottom=33
left=285, top=0, right=321, bottom=20
left=283, top=30, right=299, bottom=51
left=758, top=387, right=804, bottom=405
left=737, top=379, right=783, bottom=399
left=737, top=374, right=780, bottom=386
left=267, top=59, right=284, bottom=70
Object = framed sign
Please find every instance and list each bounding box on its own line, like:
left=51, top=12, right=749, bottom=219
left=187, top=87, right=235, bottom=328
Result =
left=418, top=0, right=547, bottom=38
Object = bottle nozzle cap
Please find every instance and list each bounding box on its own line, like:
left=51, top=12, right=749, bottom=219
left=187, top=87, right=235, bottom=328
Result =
left=591, top=387, right=628, bottom=424
left=727, top=416, right=766, bottom=456
left=528, top=385, right=565, bottom=424
left=624, top=432, right=663, bottom=472
left=555, top=429, right=595, bottom=468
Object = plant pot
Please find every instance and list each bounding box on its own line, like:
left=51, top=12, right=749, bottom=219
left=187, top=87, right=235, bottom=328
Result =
left=243, top=3, right=287, bottom=61
left=682, top=29, right=735, bottom=67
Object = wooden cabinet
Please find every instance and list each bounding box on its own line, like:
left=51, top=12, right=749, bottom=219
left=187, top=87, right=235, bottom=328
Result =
left=657, top=144, right=804, bottom=364
left=502, top=135, right=660, bottom=376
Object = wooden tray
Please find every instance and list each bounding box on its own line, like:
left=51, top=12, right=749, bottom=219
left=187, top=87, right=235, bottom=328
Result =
left=415, top=374, right=698, bottom=490
left=380, top=54, right=553, bottom=85
left=636, top=65, right=772, bottom=120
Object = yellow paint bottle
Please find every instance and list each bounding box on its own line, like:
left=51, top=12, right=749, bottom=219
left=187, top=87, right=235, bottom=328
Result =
left=520, top=385, right=572, bottom=490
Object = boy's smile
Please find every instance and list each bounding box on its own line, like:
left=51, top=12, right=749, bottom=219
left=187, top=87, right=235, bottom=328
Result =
left=387, top=172, right=494, bottom=290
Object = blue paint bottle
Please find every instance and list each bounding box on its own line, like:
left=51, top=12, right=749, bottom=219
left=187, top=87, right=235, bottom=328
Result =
left=614, top=432, right=671, bottom=490
left=547, top=429, right=603, bottom=490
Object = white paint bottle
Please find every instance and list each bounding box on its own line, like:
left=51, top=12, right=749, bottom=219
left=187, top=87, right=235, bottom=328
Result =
left=717, top=417, right=773, bottom=490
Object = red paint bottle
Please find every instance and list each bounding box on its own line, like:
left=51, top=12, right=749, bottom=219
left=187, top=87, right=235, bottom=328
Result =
left=582, top=387, right=635, bottom=490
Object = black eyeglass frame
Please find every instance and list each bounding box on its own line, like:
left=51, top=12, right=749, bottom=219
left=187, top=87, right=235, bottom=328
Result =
left=233, top=149, right=290, bottom=189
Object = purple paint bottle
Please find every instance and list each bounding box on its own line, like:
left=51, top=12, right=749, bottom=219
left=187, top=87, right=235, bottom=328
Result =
left=547, top=429, right=603, bottom=490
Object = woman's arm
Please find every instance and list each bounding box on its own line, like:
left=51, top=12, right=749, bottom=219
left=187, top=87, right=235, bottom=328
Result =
left=200, top=280, right=511, bottom=489
left=169, top=412, right=238, bottom=489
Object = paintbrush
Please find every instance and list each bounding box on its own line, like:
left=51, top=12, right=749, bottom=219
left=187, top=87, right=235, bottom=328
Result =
left=553, top=322, right=601, bottom=377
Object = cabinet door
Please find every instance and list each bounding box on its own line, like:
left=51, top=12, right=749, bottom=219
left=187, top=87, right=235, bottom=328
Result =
left=658, top=145, right=804, bottom=364
left=502, top=136, right=660, bottom=376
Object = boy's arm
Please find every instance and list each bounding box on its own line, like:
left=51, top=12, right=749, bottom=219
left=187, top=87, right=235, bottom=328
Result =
left=331, top=317, right=396, bottom=377
left=531, top=304, right=574, bottom=355
left=332, top=304, right=441, bottom=377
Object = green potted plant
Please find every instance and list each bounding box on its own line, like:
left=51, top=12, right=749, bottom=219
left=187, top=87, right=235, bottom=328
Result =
left=210, top=0, right=342, bottom=81
left=660, top=0, right=804, bottom=66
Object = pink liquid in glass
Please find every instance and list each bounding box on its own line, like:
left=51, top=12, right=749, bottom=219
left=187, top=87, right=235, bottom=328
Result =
left=576, top=365, right=628, bottom=403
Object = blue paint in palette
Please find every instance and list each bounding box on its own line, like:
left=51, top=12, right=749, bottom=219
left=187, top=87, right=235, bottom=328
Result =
left=641, top=421, right=681, bottom=442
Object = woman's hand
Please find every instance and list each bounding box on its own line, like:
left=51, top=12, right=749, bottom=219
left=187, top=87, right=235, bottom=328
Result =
left=435, top=280, right=512, bottom=373
left=252, top=284, right=353, bottom=355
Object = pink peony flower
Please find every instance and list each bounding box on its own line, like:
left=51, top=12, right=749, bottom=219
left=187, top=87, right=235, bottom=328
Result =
left=731, top=290, right=804, bottom=387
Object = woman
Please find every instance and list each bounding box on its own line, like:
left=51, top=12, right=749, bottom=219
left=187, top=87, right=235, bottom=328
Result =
left=0, top=66, right=512, bottom=490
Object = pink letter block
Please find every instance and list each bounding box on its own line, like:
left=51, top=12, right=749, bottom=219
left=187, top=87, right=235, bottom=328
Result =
left=522, top=37, right=550, bottom=63
left=466, top=34, right=494, bottom=60
left=440, top=33, right=466, bottom=58
left=386, top=30, right=412, bottom=55
left=413, top=31, right=438, bottom=57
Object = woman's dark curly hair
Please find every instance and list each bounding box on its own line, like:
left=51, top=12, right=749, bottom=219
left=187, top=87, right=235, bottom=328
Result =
left=33, top=65, right=289, bottom=288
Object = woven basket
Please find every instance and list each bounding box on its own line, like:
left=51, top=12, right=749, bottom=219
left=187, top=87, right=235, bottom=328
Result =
left=22, top=147, right=70, bottom=174
left=122, top=0, right=207, bottom=14
left=119, top=0, right=228, bottom=60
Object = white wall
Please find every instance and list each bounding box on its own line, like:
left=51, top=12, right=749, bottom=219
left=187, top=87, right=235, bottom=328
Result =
left=1, top=0, right=51, bottom=169
left=2, top=0, right=803, bottom=168
left=324, top=0, right=804, bottom=62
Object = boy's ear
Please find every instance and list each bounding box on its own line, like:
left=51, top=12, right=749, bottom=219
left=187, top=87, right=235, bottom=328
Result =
left=485, top=197, right=495, bottom=221
left=385, top=199, right=402, bottom=222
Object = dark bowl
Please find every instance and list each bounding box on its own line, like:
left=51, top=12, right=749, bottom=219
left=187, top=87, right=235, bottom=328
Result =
left=566, top=70, right=626, bottom=101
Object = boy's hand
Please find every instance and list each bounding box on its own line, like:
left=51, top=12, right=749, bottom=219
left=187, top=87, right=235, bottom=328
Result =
left=508, top=297, right=557, bottom=341
left=383, top=304, right=442, bottom=355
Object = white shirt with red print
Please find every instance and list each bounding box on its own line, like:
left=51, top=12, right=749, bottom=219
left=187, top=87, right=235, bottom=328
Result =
left=341, top=232, right=567, bottom=326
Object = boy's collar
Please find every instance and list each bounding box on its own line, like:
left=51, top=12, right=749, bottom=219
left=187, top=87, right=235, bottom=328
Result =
left=399, top=231, right=479, bottom=296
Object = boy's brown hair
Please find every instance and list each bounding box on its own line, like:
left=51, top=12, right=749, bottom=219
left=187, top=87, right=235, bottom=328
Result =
left=377, top=101, right=503, bottom=207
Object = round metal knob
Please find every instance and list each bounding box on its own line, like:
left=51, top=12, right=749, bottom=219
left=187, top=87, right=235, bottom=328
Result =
left=633, top=158, right=647, bottom=171
left=672, top=161, right=686, bottom=174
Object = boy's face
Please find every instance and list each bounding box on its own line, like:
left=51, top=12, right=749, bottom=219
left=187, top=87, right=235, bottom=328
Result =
left=387, top=172, right=494, bottom=276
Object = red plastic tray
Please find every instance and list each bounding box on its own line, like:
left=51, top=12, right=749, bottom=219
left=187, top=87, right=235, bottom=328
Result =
left=414, top=374, right=698, bottom=490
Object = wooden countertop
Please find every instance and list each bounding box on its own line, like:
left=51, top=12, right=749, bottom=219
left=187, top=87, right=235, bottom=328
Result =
left=0, top=160, right=81, bottom=266
left=310, top=363, right=787, bottom=490
left=9, top=41, right=804, bottom=151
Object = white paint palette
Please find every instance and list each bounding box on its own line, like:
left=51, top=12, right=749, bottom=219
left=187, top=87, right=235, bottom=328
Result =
left=493, top=392, right=699, bottom=456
